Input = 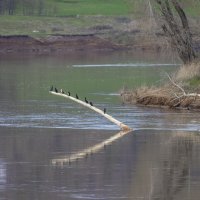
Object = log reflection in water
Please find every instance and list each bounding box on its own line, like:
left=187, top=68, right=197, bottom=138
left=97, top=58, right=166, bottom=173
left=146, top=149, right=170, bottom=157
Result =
left=52, top=130, right=132, bottom=166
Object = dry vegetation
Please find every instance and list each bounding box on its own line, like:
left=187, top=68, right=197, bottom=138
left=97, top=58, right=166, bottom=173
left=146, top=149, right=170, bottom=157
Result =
left=121, top=62, right=200, bottom=109
left=175, top=62, right=200, bottom=81
left=120, top=0, right=200, bottom=110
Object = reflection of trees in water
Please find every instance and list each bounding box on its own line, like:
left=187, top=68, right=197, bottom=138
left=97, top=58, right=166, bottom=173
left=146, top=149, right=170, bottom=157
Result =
left=162, top=111, right=199, bottom=129
left=151, top=134, right=193, bottom=200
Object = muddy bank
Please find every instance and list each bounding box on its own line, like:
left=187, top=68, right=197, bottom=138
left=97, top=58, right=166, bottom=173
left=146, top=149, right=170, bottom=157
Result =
left=0, top=34, right=120, bottom=54
left=0, top=33, right=165, bottom=54
left=0, top=32, right=199, bottom=55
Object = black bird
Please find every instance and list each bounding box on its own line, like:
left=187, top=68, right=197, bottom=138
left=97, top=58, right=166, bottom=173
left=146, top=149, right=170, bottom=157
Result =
left=68, top=91, right=71, bottom=96
left=55, top=87, right=58, bottom=93
left=76, top=94, right=79, bottom=99
left=89, top=101, right=93, bottom=106
left=103, top=108, right=106, bottom=114
left=85, top=97, right=88, bottom=104
left=50, top=85, right=53, bottom=91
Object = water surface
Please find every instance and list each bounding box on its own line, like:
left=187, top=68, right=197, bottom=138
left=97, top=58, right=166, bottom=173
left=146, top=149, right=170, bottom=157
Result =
left=0, top=51, right=198, bottom=131
left=0, top=128, right=199, bottom=200
left=0, top=51, right=200, bottom=200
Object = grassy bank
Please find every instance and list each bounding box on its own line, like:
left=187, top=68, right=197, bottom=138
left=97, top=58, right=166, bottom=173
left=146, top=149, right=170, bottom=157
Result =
left=0, top=0, right=200, bottom=36
left=121, top=62, right=200, bottom=109
left=11, top=0, right=133, bottom=16
left=7, top=0, right=200, bottom=17
left=0, top=15, right=133, bottom=36
left=48, top=0, right=132, bottom=16
left=0, top=1, right=200, bottom=53
left=0, top=14, right=163, bottom=48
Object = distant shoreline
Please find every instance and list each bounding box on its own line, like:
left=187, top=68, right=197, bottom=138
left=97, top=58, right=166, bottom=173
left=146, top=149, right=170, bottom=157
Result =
left=0, top=33, right=166, bottom=55
left=0, top=32, right=199, bottom=55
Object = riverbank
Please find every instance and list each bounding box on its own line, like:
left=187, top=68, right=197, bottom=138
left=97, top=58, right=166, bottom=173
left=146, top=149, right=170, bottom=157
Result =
left=1, top=31, right=199, bottom=55
left=0, top=14, right=200, bottom=54
left=0, top=34, right=126, bottom=54
left=0, top=32, right=164, bottom=54
left=121, top=62, right=200, bottom=110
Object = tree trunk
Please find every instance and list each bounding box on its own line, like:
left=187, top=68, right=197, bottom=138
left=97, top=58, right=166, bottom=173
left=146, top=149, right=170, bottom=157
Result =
left=155, top=0, right=196, bottom=64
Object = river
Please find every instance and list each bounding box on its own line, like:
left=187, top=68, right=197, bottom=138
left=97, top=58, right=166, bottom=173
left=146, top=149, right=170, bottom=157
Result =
left=0, top=51, right=199, bottom=199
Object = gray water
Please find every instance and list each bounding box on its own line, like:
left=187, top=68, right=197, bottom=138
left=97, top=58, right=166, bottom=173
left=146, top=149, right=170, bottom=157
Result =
left=0, top=51, right=200, bottom=199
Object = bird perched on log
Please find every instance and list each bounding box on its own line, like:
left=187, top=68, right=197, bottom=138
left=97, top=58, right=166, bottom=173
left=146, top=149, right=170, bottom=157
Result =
left=85, top=97, right=88, bottom=104
left=55, top=87, right=58, bottom=93
left=60, top=89, right=64, bottom=94
left=68, top=92, right=71, bottom=96
left=103, top=108, right=106, bottom=114
left=76, top=94, right=79, bottom=99
left=90, top=101, right=93, bottom=106
left=50, top=85, right=53, bottom=91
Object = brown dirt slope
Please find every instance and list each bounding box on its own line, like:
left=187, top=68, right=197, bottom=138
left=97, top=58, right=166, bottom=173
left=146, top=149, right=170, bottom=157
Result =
left=0, top=34, right=127, bottom=54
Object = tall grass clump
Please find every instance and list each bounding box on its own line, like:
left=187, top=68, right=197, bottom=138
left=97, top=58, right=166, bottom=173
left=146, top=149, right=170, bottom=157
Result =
left=175, top=62, right=200, bottom=81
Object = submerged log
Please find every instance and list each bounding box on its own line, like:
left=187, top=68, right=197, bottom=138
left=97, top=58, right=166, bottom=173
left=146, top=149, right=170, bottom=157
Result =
left=49, top=91, right=131, bottom=131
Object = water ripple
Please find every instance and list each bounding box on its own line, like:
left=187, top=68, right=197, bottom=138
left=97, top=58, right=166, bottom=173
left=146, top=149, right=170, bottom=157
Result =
left=0, top=98, right=199, bottom=131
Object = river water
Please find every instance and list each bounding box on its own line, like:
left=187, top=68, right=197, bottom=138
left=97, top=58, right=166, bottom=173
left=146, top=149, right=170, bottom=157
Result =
left=0, top=51, right=200, bottom=199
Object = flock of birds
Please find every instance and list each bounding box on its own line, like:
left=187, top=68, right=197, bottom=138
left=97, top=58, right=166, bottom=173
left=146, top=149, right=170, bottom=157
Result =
left=50, top=85, right=106, bottom=114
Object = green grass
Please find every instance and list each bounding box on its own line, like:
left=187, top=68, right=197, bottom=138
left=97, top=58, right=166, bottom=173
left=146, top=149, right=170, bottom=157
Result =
left=49, top=0, right=132, bottom=16
left=1, top=0, right=200, bottom=17
left=188, top=76, right=200, bottom=87
left=13, top=0, right=134, bottom=16
left=0, top=0, right=135, bottom=36
left=0, top=15, right=128, bottom=36
left=152, top=0, right=200, bottom=18
left=0, top=0, right=199, bottom=36
left=180, top=0, right=200, bottom=17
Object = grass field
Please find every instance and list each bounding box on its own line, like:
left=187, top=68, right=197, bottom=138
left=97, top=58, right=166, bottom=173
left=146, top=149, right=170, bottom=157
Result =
left=13, top=0, right=134, bottom=16
left=0, top=15, right=132, bottom=36
left=48, top=0, right=133, bottom=16
left=1, top=0, right=200, bottom=17
left=0, top=0, right=199, bottom=36
left=46, top=0, right=200, bottom=17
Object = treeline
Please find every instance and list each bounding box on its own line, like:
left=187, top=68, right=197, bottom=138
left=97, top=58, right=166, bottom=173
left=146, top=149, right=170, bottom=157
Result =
left=0, top=0, right=56, bottom=16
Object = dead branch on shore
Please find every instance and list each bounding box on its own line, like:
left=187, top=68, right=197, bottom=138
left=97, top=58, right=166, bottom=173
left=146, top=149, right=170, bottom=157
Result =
left=167, top=73, right=200, bottom=95
left=166, top=73, right=200, bottom=107
left=166, top=73, right=186, bottom=95
left=120, top=79, right=200, bottom=109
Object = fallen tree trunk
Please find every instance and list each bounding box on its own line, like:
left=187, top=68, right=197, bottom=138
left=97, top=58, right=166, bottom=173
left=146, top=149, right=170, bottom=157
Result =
left=49, top=91, right=131, bottom=131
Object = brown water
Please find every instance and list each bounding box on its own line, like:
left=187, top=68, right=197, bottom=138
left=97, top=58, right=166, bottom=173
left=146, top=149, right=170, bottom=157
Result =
left=0, top=51, right=200, bottom=199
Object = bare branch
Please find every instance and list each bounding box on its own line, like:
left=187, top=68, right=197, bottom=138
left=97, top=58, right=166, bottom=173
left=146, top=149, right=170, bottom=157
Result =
left=155, top=0, right=196, bottom=63
left=166, top=73, right=186, bottom=94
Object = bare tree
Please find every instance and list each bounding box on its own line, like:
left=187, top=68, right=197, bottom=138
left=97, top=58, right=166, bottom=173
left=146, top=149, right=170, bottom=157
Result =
left=0, top=1, right=5, bottom=14
left=38, top=0, right=45, bottom=16
left=7, top=0, right=16, bottom=15
left=155, top=0, right=196, bottom=64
